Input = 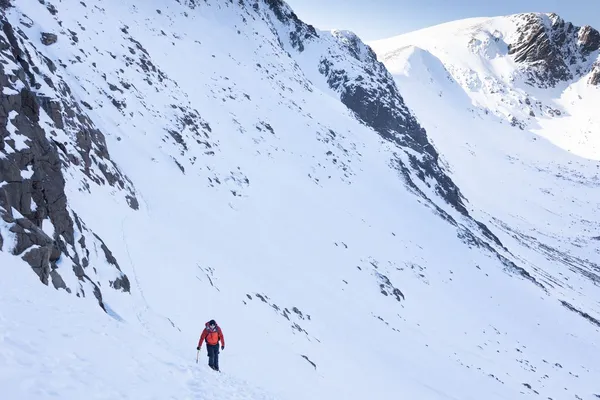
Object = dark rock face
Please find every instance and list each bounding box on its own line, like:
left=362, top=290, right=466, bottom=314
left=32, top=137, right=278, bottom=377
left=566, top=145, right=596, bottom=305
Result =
left=0, top=17, right=135, bottom=309
left=257, top=2, right=469, bottom=215
left=262, top=0, right=317, bottom=52
left=316, top=32, right=469, bottom=217
left=589, top=62, right=600, bottom=85
left=508, top=13, right=600, bottom=86
left=41, top=32, right=57, bottom=46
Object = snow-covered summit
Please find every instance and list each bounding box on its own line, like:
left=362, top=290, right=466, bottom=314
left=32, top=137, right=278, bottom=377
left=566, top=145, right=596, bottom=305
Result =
left=373, top=12, right=600, bottom=87
left=371, top=12, right=600, bottom=159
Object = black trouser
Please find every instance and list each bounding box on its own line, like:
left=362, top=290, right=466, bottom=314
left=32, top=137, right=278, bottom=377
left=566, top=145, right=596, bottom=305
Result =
left=206, top=344, right=220, bottom=370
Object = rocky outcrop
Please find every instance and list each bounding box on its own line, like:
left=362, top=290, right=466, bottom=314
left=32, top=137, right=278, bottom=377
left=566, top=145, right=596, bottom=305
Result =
left=508, top=13, right=600, bottom=86
left=579, top=25, right=600, bottom=54
left=0, top=17, right=135, bottom=308
left=0, top=81, right=72, bottom=290
left=589, top=62, right=600, bottom=85
left=323, top=31, right=469, bottom=216
left=263, top=0, right=317, bottom=52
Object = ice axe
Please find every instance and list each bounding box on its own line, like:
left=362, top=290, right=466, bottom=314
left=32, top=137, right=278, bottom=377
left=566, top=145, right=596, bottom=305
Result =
left=196, top=349, right=199, bottom=364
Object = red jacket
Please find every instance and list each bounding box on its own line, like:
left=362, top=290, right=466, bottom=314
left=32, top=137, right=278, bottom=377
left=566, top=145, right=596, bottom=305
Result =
left=198, top=322, right=225, bottom=348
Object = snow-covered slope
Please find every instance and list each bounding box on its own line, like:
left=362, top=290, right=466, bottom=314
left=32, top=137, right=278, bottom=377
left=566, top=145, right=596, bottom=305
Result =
left=1, top=2, right=599, bottom=399
left=371, top=10, right=600, bottom=371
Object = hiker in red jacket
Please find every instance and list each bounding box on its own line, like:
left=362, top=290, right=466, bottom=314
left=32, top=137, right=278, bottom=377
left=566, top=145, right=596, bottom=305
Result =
left=197, top=319, right=225, bottom=371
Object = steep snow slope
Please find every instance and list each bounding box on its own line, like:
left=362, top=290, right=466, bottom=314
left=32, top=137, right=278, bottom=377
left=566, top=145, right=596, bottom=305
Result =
left=1, top=2, right=599, bottom=400
left=371, top=11, right=600, bottom=346
left=0, top=252, right=275, bottom=400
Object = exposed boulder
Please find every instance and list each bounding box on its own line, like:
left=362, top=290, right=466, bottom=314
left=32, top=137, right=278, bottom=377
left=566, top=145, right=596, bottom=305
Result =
left=41, top=32, right=58, bottom=46
left=22, top=245, right=53, bottom=285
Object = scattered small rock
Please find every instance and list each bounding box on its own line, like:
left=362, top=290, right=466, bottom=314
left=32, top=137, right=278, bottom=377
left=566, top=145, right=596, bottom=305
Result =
left=46, top=4, right=58, bottom=15
left=292, top=307, right=304, bottom=319
left=255, top=293, right=268, bottom=303
left=301, top=355, right=316, bottom=369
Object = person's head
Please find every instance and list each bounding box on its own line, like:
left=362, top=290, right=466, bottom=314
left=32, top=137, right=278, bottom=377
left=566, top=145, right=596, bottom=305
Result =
left=208, top=319, right=216, bottom=328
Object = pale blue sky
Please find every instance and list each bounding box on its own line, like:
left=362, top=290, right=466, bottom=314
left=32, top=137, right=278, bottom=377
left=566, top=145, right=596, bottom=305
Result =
left=285, top=0, right=600, bottom=41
